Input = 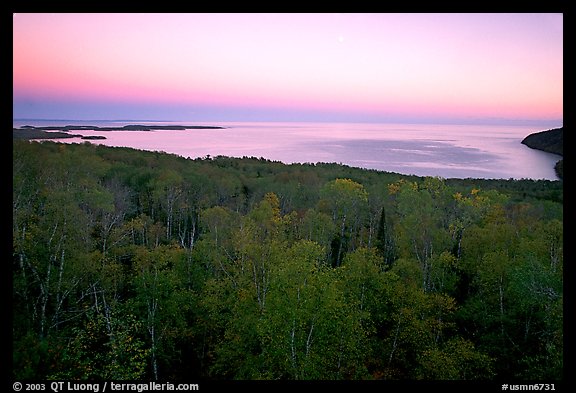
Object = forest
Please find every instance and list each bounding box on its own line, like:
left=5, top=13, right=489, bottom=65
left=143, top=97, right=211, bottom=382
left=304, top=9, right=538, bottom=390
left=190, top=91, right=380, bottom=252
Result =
left=12, top=140, right=563, bottom=381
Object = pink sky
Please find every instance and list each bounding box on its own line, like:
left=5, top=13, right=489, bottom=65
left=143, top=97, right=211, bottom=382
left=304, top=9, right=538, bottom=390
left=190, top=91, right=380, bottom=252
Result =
left=13, top=13, right=563, bottom=124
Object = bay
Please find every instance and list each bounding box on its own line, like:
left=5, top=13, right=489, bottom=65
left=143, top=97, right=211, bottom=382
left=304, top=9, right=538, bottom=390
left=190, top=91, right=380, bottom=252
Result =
left=13, top=120, right=562, bottom=180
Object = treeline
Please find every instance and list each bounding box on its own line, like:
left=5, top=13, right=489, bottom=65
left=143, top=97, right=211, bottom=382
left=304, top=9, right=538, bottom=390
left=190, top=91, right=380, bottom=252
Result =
left=12, top=140, right=563, bottom=380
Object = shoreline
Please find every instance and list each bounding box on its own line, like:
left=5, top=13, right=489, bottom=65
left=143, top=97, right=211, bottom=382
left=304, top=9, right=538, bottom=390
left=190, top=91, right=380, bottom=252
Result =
left=12, top=123, right=562, bottom=181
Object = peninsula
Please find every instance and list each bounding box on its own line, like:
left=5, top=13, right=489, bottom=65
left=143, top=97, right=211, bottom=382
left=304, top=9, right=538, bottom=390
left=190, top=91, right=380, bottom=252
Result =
left=13, top=124, right=226, bottom=140
left=521, top=127, right=563, bottom=179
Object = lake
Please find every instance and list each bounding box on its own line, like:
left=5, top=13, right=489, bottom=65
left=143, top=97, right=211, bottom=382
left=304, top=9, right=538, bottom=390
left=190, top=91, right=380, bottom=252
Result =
left=13, top=120, right=563, bottom=180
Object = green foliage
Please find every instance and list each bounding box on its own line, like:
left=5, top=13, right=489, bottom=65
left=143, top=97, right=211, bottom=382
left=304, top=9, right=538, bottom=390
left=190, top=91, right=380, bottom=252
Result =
left=12, top=140, right=563, bottom=380
left=48, top=311, right=149, bottom=380
left=257, top=240, right=369, bottom=379
left=13, top=333, right=58, bottom=380
left=417, top=337, right=494, bottom=379
left=319, top=178, right=369, bottom=266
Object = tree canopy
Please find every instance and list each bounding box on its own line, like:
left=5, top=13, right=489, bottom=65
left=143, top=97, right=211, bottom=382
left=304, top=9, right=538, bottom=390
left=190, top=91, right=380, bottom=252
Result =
left=13, top=140, right=563, bottom=381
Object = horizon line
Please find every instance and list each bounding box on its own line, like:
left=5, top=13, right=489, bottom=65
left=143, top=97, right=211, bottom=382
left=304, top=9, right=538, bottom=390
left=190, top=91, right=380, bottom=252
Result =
left=13, top=117, right=564, bottom=127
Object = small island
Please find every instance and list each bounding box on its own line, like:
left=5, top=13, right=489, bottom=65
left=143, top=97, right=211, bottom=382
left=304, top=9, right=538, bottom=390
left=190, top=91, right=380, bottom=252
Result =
left=13, top=124, right=226, bottom=141
left=521, top=127, right=563, bottom=179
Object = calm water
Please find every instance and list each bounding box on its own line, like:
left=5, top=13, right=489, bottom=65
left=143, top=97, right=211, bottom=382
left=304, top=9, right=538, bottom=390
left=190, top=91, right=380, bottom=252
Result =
left=13, top=120, right=563, bottom=180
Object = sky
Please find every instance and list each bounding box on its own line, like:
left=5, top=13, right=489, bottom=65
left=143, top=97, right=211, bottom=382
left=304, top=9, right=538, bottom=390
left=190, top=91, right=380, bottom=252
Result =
left=13, top=13, right=563, bottom=124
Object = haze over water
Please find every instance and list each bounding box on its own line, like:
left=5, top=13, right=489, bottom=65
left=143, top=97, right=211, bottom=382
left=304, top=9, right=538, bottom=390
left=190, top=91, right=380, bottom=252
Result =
left=13, top=120, right=562, bottom=180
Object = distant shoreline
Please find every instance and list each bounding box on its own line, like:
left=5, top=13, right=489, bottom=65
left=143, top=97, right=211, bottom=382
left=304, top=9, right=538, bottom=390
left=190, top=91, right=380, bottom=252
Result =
left=13, top=124, right=226, bottom=140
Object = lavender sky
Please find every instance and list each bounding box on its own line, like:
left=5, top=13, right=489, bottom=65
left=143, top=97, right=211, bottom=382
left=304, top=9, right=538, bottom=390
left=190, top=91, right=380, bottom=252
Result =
left=13, top=13, right=563, bottom=124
